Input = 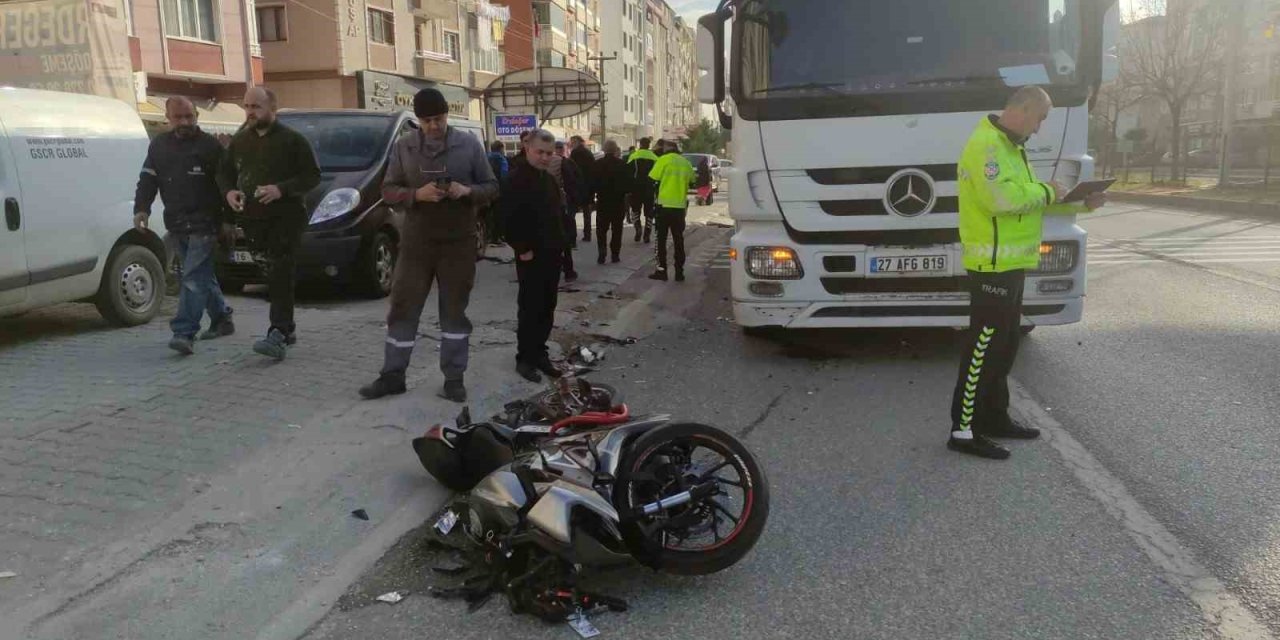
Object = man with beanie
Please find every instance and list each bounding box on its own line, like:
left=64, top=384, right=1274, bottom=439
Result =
left=358, top=87, right=498, bottom=403
left=627, top=137, right=659, bottom=243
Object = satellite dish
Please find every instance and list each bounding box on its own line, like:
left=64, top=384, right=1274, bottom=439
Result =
left=483, top=66, right=603, bottom=122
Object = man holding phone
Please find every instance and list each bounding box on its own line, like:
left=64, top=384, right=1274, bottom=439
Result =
left=359, top=88, right=498, bottom=403
left=218, top=87, right=321, bottom=360
left=946, top=86, right=1106, bottom=460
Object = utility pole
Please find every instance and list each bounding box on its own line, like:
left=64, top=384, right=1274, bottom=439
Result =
left=1219, top=0, right=1248, bottom=185
left=588, top=52, right=617, bottom=147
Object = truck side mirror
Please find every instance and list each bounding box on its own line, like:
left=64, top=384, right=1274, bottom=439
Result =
left=1100, top=2, right=1119, bottom=83
left=696, top=11, right=727, bottom=106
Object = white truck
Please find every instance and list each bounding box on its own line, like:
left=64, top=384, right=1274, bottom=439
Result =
left=696, top=0, right=1119, bottom=332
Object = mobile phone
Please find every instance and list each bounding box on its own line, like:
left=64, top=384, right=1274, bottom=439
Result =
left=435, top=177, right=452, bottom=189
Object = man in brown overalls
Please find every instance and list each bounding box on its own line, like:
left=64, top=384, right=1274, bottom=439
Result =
left=359, top=88, right=498, bottom=403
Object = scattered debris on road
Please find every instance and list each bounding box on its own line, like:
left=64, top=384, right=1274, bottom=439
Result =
left=351, top=509, right=370, bottom=521
left=0, top=571, right=17, bottom=579
left=589, top=334, right=638, bottom=346
left=434, top=510, right=459, bottom=535
left=375, top=591, right=406, bottom=605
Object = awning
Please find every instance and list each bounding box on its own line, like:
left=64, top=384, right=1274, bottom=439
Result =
left=138, top=96, right=247, bottom=136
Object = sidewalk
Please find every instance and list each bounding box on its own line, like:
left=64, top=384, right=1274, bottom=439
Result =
left=0, top=224, right=715, bottom=640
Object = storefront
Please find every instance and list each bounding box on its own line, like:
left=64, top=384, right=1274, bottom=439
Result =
left=356, top=70, right=472, bottom=118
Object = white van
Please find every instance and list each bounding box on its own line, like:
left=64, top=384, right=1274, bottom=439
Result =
left=0, top=87, right=170, bottom=326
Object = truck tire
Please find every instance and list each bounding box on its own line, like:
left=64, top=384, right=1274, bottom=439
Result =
left=95, top=244, right=165, bottom=326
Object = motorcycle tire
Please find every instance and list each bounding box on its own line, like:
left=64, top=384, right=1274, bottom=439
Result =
left=613, top=422, right=769, bottom=576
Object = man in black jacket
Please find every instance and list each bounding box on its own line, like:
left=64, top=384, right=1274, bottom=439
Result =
left=134, top=97, right=235, bottom=356
left=593, top=140, right=630, bottom=264
left=569, top=135, right=596, bottom=242
left=502, top=129, right=568, bottom=383
left=217, top=87, right=321, bottom=361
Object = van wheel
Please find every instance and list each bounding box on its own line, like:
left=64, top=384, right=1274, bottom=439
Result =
left=358, top=231, right=397, bottom=298
left=95, top=244, right=164, bottom=326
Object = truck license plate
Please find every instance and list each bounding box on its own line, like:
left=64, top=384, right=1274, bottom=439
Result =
left=870, top=255, right=946, bottom=274
left=232, top=250, right=254, bottom=264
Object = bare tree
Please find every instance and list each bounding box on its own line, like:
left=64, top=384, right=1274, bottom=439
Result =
left=1091, top=80, right=1144, bottom=175
left=1120, top=0, right=1227, bottom=182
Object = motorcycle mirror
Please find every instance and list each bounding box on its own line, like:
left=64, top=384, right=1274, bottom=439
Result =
left=456, top=406, right=472, bottom=428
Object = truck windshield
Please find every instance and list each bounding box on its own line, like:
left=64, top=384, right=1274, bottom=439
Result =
left=277, top=114, right=396, bottom=173
left=739, top=0, right=1085, bottom=99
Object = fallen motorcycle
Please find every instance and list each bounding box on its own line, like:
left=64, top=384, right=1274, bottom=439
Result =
left=411, top=378, right=770, bottom=623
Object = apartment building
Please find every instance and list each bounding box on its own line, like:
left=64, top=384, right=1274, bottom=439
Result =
left=598, top=0, right=645, bottom=146
left=529, top=0, right=599, bottom=144
left=0, top=0, right=261, bottom=135
left=257, top=0, right=508, bottom=121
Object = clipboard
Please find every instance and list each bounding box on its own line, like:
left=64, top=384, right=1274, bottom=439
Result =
left=1062, top=178, right=1116, bottom=203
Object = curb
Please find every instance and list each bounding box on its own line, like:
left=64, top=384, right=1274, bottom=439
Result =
left=1110, top=191, right=1280, bottom=219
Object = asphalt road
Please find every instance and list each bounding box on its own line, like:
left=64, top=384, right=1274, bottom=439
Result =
left=8, top=198, right=1278, bottom=639
left=307, top=200, right=1280, bottom=639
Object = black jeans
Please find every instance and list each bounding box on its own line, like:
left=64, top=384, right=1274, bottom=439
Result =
left=654, top=207, right=687, bottom=272
left=516, top=250, right=562, bottom=364
left=241, top=212, right=305, bottom=335
left=950, top=269, right=1026, bottom=435
left=596, top=204, right=626, bottom=260
left=560, top=212, right=576, bottom=275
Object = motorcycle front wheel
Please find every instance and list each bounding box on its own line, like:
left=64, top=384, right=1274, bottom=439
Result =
left=613, top=422, right=769, bottom=575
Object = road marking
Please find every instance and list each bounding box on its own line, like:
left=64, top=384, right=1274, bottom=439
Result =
left=1010, top=382, right=1275, bottom=640
left=1092, top=257, right=1280, bottom=265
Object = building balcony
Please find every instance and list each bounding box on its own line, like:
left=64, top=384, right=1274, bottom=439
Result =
left=412, top=0, right=455, bottom=20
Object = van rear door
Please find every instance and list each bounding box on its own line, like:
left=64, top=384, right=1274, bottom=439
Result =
left=0, top=115, right=28, bottom=309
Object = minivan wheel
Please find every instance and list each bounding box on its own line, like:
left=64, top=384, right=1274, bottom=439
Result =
left=95, top=244, right=164, bottom=326
left=358, top=231, right=397, bottom=298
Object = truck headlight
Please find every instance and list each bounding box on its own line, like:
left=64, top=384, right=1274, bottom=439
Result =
left=1034, top=241, right=1077, bottom=274
left=310, top=188, right=361, bottom=225
left=746, top=246, right=804, bottom=280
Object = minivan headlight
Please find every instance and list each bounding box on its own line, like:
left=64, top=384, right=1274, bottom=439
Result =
left=310, top=188, right=361, bottom=225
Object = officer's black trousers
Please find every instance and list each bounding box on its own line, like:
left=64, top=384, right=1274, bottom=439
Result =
left=950, top=269, right=1025, bottom=435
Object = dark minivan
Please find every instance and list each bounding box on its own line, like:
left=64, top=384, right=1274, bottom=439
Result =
left=216, top=110, right=485, bottom=297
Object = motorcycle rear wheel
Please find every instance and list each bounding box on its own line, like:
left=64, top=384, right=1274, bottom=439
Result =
left=613, top=422, right=769, bottom=575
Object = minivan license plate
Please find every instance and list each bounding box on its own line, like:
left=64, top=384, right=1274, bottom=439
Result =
left=232, top=251, right=254, bottom=264
left=870, top=255, right=946, bottom=274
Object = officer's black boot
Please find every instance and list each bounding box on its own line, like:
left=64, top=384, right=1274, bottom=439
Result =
left=440, top=378, right=467, bottom=403
left=947, top=431, right=1010, bottom=460
left=986, top=417, right=1041, bottom=439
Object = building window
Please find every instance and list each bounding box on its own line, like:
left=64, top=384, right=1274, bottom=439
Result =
left=161, top=0, right=217, bottom=42
left=443, top=30, right=460, bottom=61
left=256, top=5, right=287, bottom=42
left=368, top=8, right=395, bottom=45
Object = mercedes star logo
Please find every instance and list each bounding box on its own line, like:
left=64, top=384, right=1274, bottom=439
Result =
left=883, top=169, right=937, bottom=217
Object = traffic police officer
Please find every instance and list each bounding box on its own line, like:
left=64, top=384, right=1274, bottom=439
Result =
left=948, top=86, right=1106, bottom=460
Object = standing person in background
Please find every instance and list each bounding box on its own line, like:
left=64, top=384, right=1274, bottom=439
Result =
left=217, top=87, right=321, bottom=361
left=502, top=129, right=567, bottom=383
left=570, top=135, right=596, bottom=242
left=553, top=141, right=585, bottom=282
left=694, top=156, right=714, bottom=206
left=627, top=137, right=659, bottom=243
left=485, top=140, right=510, bottom=245
left=648, top=139, right=695, bottom=282
left=358, top=88, right=498, bottom=403
left=135, top=96, right=235, bottom=356
left=593, top=140, right=630, bottom=264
